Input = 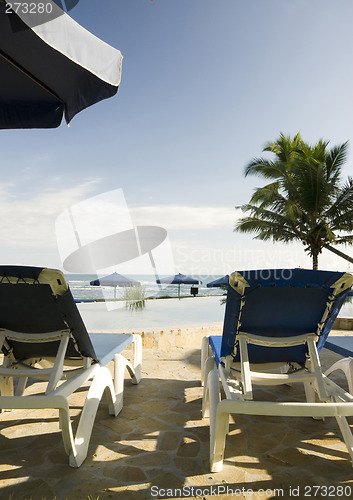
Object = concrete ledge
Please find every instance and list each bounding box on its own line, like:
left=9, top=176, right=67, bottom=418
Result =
left=333, top=317, right=353, bottom=330
left=138, top=324, right=222, bottom=351
left=95, top=317, right=353, bottom=352
left=136, top=320, right=353, bottom=350
left=93, top=324, right=223, bottom=352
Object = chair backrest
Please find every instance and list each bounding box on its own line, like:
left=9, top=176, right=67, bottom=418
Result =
left=0, top=266, right=97, bottom=361
left=221, top=268, right=353, bottom=364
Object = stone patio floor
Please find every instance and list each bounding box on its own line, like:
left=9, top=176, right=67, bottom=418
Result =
left=0, top=326, right=353, bottom=500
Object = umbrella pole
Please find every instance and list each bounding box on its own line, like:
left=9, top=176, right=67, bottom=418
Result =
left=148, top=250, right=162, bottom=291
left=178, top=284, right=180, bottom=299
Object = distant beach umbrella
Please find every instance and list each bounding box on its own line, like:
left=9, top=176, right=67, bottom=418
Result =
left=0, top=1, right=122, bottom=128
left=207, top=275, right=229, bottom=287
left=90, top=272, right=140, bottom=299
left=90, top=272, right=140, bottom=288
left=156, top=273, right=201, bottom=298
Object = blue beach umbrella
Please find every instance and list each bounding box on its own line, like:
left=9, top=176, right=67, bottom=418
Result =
left=156, top=273, right=201, bottom=298
left=90, top=272, right=140, bottom=287
left=207, top=275, right=229, bottom=287
left=90, top=272, right=140, bottom=298
left=0, top=1, right=122, bottom=128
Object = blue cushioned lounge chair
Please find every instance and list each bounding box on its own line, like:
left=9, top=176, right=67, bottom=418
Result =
left=201, top=268, right=353, bottom=471
left=0, top=266, right=142, bottom=467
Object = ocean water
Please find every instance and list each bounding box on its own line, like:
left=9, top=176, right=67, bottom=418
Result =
left=65, top=274, right=225, bottom=302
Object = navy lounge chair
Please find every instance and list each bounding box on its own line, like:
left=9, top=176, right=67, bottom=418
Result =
left=0, top=266, right=142, bottom=467
left=201, top=268, right=353, bottom=471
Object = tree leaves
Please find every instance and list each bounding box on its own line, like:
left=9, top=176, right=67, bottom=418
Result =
left=235, top=133, right=353, bottom=269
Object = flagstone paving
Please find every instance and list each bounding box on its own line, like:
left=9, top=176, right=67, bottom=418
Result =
left=0, top=326, right=353, bottom=500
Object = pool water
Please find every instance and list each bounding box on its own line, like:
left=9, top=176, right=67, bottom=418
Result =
left=77, top=295, right=353, bottom=333
left=78, top=295, right=226, bottom=332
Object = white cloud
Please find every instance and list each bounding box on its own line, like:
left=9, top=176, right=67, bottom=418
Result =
left=0, top=183, right=242, bottom=270
left=2, top=186, right=348, bottom=275
left=130, top=205, right=241, bottom=230
left=0, top=180, right=100, bottom=255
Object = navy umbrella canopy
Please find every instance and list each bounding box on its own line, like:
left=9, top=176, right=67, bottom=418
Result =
left=90, top=272, right=140, bottom=288
left=0, top=0, right=122, bottom=128
left=156, top=273, right=201, bottom=298
left=207, top=275, right=229, bottom=287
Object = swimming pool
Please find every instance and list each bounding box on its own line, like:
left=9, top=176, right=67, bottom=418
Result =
left=77, top=295, right=353, bottom=332
left=78, top=295, right=226, bottom=332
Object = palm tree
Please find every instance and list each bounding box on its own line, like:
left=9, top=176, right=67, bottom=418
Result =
left=235, top=133, right=353, bottom=269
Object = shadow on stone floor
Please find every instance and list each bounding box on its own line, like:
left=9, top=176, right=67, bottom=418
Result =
left=1, top=349, right=353, bottom=499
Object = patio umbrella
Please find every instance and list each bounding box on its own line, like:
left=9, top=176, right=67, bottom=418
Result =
left=156, top=273, right=201, bottom=298
left=90, top=272, right=140, bottom=287
left=90, top=272, right=140, bottom=299
left=206, top=275, right=229, bottom=287
left=0, top=0, right=122, bottom=128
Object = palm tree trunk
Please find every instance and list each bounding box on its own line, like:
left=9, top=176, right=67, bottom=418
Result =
left=312, top=251, right=318, bottom=270
left=324, top=244, right=353, bottom=265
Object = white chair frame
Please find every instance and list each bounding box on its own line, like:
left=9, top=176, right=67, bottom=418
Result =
left=0, top=328, right=142, bottom=467
left=325, top=357, right=353, bottom=394
left=201, top=333, right=353, bottom=472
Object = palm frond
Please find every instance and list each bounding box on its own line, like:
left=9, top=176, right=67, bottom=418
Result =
left=335, top=234, right=353, bottom=245
left=325, top=141, right=348, bottom=180
left=244, top=158, right=284, bottom=179
left=239, top=133, right=352, bottom=268
left=325, top=178, right=353, bottom=219
left=235, top=216, right=301, bottom=243
left=248, top=182, right=281, bottom=206
left=236, top=204, right=305, bottom=238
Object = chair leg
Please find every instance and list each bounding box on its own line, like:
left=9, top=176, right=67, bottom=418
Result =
left=202, top=357, right=217, bottom=418
left=304, top=381, right=324, bottom=420
left=335, top=415, right=353, bottom=464
left=325, top=358, right=353, bottom=394
left=58, top=401, right=77, bottom=461
left=14, top=377, right=28, bottom=397
left=131, top=334, right=142, bottom=384
left=201, top=336, right=211, bottom=387
left=0, top=376, right=14, bottom=412
left=113, top=336, right=142, bottom=414
left=0, top=355, right=14, bottom=404
left=304, top=381, right=315, bottom=403
left=239, top=334, right=253, bottom=400
left=209, top=369, right=227, bottom=472
left=114, top=353, right=128, bottom=415
left=69, top=366, right=117, bottom=467
left=307, top=336, right=328, bottom=401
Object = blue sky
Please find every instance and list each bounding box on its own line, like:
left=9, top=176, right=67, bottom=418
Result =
left=2, top=0, right=353, bottom=276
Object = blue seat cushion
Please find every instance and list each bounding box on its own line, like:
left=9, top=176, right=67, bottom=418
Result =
left=325, top=337, right=353, bottom=358
left=209, top=336, right=223, bottom=367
